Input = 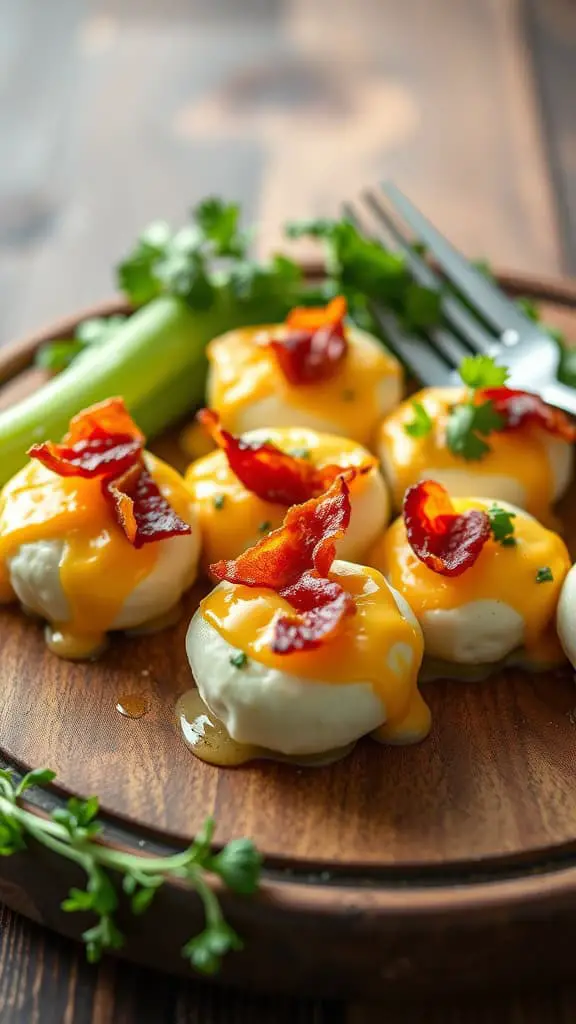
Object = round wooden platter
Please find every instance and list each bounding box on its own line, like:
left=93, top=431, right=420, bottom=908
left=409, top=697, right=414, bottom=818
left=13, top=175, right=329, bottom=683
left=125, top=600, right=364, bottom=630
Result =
left=2, top=269, right=576, bottom=999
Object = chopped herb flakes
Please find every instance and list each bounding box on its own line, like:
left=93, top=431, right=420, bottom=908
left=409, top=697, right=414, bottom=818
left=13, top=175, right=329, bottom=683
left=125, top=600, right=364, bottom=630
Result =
left=404, top=401, right=433, bottom=439
left=213, top=494, right=225, bottom=510
left=229, top=651, right=248, bottom=669
left=488, top=504, right=516, bottom=546
left=535, top=567, right=554, bottom=583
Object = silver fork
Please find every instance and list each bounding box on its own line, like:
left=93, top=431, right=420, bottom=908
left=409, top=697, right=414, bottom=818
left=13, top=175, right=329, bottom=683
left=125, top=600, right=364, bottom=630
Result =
left=344, top=183, right=576, bottom=415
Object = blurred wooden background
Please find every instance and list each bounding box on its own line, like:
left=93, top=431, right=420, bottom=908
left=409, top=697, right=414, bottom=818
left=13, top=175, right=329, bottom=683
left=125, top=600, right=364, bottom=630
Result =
left=0, top=0, right=575, bottom=1020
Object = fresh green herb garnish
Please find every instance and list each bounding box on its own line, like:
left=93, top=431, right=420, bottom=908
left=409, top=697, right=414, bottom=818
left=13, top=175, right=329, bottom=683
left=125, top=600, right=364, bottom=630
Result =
left=289, top=447, right=311, bottom=460
left=404, top=401, right=433, bottom=438
left=36, top=315, right=128, bottom=374
left=229, top=652, right=248, bottom=669
left=458, top=355, right=508, bottom=390
left=488, top=504, right=516, bottom=546
left=536, top=567, right=554, bottom=583
left=258, top=521, right=271, bottom=534
left=446, top=356, right=508, bottom=461
left=213, top=494, right=225, bottom=510
left=0, top=767, right=261, bottom=974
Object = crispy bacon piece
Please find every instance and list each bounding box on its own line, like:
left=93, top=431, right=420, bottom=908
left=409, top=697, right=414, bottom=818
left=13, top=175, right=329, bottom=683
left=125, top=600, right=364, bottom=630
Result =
left=28, top=397, right=143, bottom=480
left=198, top=408, right=372, bottom=505
left=103, top=464, right=191, bottom=549
left=267, top=296, right=348, bottom=385
left=211, top=475, right=356, bottom=653
left=28, top=398, right=190, bottom=548
left=403, top=480, right=491, bottom=577
left=481, top=387, right=576, bottom=442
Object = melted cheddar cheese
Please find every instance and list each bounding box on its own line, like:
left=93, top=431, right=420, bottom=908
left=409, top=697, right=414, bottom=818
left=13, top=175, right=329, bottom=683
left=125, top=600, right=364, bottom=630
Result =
left=185, top=427, right=381, bottom=571
left=0, top=454, right=194, bottom=656
left=206, top=323, right=401, bottom=446
left=373, top=498, right=570, bottom=666
left=200, top=562, right=430, bottom=743
left=378, top=388, right=569, bottom=523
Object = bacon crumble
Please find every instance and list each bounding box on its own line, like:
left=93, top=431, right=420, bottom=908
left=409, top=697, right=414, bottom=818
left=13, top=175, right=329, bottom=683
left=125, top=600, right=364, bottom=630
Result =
left=210, top=475, right=356, bottom=653
left=403, top=480, right=491, bottom=577
left=28, top=398, right=190, bottom=548
left=267, top=296, right=348, bottom=385
left=481, top=387, right=576, bottom=442
left=198, top=408, right=373, bottom=506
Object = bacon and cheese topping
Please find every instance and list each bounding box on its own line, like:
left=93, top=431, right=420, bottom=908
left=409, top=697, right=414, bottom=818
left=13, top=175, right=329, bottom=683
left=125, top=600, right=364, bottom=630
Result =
left=378, top=357, right=575, bottom=523
left=198, top=297, right=402, bottom=447
left=186, top=477, right=428, bottom=758
left=185, top=411, right=390, bottom=571
left=0, top=398, right=199, bottom=658
left=372, top=480, right=570, bottom=670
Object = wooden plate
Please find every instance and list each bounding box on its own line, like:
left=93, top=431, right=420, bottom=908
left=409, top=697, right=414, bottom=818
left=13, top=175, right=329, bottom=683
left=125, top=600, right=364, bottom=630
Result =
left=2, top=269, right=576, bottom=998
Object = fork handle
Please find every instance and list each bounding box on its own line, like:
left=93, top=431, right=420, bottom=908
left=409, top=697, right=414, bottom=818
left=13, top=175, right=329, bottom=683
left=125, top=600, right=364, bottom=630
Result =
left=539, top=381, right=576, bottom=419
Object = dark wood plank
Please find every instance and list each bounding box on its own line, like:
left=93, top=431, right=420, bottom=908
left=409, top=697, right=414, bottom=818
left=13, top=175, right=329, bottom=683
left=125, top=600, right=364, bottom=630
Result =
left=0, top=908, right=339, bottom=1023
left=349, top=989, right=576, bottom=1024
left=523, top=0, right=576, bottom=273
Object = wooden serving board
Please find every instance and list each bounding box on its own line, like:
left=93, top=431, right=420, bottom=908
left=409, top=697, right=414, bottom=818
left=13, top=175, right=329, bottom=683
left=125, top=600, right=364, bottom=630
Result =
left=2, top=270, right=576, bottom=999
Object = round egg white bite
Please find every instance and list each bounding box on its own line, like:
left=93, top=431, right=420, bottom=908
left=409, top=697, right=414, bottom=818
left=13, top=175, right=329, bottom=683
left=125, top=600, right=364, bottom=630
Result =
left=556, top=565, right=576, bottom=669
left=186, top=560, right=428, bottom=756
left=0, top=453, right=200, bottom=657
left=206, top=321, right=402, bottom=447
left=373, top=497, right=570, bottom=672
left=185, top=426, right=390, bottom=572
left=378, top=387, right=574, bottom=523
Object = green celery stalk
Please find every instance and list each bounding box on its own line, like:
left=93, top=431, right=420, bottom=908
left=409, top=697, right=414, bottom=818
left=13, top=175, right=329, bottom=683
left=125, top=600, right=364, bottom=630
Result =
left=0, top=290, right=295, bottom=487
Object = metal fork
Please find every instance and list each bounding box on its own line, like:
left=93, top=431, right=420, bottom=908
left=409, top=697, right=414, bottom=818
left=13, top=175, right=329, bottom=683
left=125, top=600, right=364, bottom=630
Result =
left=344, top=183, right=576, bottom=415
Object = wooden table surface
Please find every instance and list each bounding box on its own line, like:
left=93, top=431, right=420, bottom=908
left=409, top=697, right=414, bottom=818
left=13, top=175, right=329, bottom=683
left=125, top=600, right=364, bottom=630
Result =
left=0, top=0, right=575, bottom=1019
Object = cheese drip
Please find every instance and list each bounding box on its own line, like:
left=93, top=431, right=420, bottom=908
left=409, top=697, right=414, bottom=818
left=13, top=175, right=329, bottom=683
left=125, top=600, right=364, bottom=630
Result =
left=0, top=454, right=193, bottom=656
left=200, top=562, right=429, bottom=744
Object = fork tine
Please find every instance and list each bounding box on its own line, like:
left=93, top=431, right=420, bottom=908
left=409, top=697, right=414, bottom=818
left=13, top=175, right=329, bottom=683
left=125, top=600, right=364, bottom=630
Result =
left=381, top=181, right=538, bottom=338
left=343, top=202, right=456, bottom=386
left=364, top=189, right=496, bottom=355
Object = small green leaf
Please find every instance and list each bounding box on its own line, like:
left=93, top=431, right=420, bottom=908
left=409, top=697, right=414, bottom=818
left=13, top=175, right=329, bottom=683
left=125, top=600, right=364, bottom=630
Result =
left=404, top=401, right=433, bottom=439
left=193, top=198, right=245, bottom=257
left=213, top=494, right=225, bottom=510
left=459, top=355, right=509, bottom=391
left=258, top=521, right=271, bottom=534
left=131, top=886, right=157, bottom=915
left=182, top=922, right=243, bottom=975
left=536, top=566, right=554, bottom=583
left=35, top=341, right=86, bottom=373
left=210, top=838, right=262, bottom=895
left=16, top=768, right=56, bottom=797
left=446, top=400, right=505, bottom=461
left=62, top=887, right=96, bottom=913
left=487, top=504, right=516, bottom=546
left=403, top=282, right=441, bottom=329
left=229, top=652, right=248, bottom=669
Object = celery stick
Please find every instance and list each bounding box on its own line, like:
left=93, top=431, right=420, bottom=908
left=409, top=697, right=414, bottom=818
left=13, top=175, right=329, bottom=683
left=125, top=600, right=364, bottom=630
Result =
left=0, top=290, right=294, bottom=487
left=0, top=297, right=216, bottom=486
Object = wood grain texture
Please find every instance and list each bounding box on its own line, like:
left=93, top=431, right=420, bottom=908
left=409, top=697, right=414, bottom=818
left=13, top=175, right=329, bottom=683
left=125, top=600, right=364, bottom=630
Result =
left=0, top=0, right=563, bottom=349
left=524, top=0, right=576, bottom=272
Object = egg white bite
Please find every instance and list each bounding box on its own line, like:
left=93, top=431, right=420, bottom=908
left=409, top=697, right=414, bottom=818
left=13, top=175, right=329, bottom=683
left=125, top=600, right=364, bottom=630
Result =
left=205, top=321, right=402, bottom=448
left=0, top=453, right=200, bottom=659
left=372, top=497, right=570, bottom=675
left=378, top=387, right=574, bottom=523
left=185, top=426, right=390, bottom=573
left=185, top=560, right=429, bottom=758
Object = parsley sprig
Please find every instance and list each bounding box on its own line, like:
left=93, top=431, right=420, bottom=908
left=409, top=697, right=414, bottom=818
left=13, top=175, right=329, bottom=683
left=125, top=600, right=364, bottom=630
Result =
left=0, top=767, right=261, bottom=974
left=446, top=356, right=508, bottom=460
